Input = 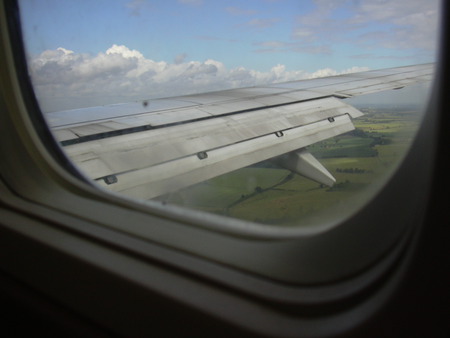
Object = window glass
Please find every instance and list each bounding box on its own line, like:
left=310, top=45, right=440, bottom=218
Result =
left=18, top=0, right=439, bottom=226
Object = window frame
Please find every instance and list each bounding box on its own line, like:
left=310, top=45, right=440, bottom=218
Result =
left=0, top=0, right=446, bottom=336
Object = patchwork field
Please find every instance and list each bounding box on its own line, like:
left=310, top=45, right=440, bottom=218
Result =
left=156, top=107, right=422, bottom=226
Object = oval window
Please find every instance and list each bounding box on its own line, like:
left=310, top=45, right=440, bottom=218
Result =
left=19, top=0, right=439, bottom=227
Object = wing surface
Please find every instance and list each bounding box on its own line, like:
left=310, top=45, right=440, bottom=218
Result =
left=46, top=64, right=434, bottom=199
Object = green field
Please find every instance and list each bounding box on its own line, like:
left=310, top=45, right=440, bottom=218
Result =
left=156, top=107, right=422, bottom=226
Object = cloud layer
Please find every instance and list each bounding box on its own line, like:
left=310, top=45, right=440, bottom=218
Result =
left=257, top=0, right=439, bottom=56
left=29, top=44, right=368, bottom=112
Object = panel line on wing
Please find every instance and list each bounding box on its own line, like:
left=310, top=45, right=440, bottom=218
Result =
left=63, top=97, right=362, bottom=178
left=94, top=113, right=350, bottom=178
left=101, top=115, right=356, bottom=199
left=56, top=94, right=333, bottom=145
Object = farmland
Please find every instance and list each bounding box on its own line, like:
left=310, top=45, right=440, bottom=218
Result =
left=155, top=106, right=422, bottom=226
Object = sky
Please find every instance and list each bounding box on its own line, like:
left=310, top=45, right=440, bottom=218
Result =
left=18, top=0, right=440, bottom=112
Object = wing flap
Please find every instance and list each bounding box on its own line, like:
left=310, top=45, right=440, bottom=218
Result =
left=64, top=98, right=362, bottom=179
left=97, top=114, right=355, bottom=199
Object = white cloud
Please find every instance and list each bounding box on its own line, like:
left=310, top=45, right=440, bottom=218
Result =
left=253, top=40, right=331, bottom=55
left=292, top=0, right=439, bottom=52
left=245, top=18, right=280, bottom=29
left=256, top=41, right=286, bottom=49
left=307, top=66, right=369, bottom=79
left=174, top=53, right=188, bottom=64
left=106, top=44, right=144, bottom=59
left=126, top=0, right=146, bottom=16
left=292, top=28, right=316, bottom=41
left=29, top=45, right=369, bottom=112
left=352, top=1, right=439, bottom=50
left=226, top=6, right=257, bottom=16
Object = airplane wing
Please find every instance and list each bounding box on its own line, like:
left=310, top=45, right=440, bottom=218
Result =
left=46, top=63, right=434, bottom=200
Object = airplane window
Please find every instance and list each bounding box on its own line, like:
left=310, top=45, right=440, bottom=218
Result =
left=18, top=0, right=439, bottom=227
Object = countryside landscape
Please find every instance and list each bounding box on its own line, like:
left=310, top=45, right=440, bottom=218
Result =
left=156, top=104, right=422, bottom=226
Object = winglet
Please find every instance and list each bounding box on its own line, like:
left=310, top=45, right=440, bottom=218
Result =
left=273, top=149, right=336, bottom=187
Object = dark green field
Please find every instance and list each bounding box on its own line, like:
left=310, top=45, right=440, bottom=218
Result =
left=156, top=107, right=422, bottom=226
